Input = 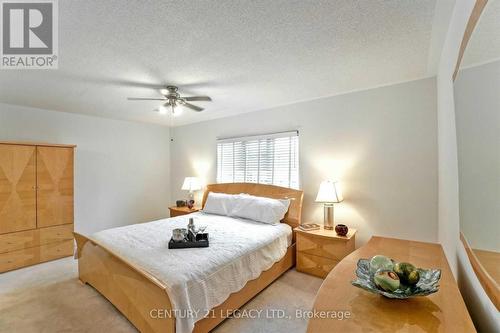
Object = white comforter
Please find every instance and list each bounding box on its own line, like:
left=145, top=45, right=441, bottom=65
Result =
left=90, top=212, right=292, bottom=333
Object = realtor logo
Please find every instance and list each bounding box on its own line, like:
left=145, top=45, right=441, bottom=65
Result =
left=1, top=0, right=58, bottom=69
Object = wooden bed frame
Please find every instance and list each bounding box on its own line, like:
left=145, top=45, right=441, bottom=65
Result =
left=74, top=183, right=303, bottom=333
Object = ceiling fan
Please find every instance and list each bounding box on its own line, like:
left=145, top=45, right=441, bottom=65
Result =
left=127, top=85, right=212, bottom=115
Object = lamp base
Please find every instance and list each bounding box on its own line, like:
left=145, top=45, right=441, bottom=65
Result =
left=187, top=192, right=195, bottom=209
left=323, top=203, right=334, bottom=230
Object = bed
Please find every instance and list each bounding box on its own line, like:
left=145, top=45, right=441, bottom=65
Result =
left=74, top=183, right=303, bottom=333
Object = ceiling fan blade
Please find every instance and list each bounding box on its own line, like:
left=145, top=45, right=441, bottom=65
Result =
left=182, top=96, right=212, bottom=102
left=127, top=97, right=166, bottom=101
left=182, top=102, right=204, bottom=112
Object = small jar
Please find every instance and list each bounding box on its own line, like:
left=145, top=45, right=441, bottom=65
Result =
left=335, top=224, right=348, bottom=236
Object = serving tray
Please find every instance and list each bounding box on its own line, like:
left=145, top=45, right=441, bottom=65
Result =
left=168, top=233, right=209, bottom=249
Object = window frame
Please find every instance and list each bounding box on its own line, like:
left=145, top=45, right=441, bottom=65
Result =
left=216, top=130, right=300, bottom=189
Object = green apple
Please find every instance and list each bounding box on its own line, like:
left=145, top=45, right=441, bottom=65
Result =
left=369, top=255, right=394, bottom=274
left=394, top=262, right=419, bottom=285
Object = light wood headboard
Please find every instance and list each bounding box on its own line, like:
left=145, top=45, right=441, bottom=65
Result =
left=201, top=183, right=304, bottom=229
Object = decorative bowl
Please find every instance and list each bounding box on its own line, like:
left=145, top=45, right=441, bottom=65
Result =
left=351, top=258, right=441, bottom=299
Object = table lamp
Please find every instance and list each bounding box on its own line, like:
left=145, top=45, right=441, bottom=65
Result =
left=181, top=177, right=202, bottom=206
left=315, top=180, right=343, bottom=230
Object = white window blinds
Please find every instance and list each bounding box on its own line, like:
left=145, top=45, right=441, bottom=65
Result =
left=216, top=131, right=299, bottom=189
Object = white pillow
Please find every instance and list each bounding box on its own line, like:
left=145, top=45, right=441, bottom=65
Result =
left=202, top=192, right=239, bottom=216
left=231, top=194, right=290, bottom=225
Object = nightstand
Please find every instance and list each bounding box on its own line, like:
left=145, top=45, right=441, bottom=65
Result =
left=168, top=206, right=201, bottom=217
left=295, top=225, right=356, bottom=278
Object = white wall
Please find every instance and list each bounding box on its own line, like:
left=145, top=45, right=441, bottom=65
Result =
left=0, top=103, right=171, bottom=234
left=170, top=78, right=438, bottom=247
left=437, top=1, right=499, bottom=331
left=455, top=60, right=500, bottom=252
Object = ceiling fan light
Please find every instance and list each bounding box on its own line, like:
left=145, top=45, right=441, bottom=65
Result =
left=172, top=106, right=182, bottom=117
left=158, top=105, right=168, bottom=115
left=160, top=89, right=168, bottom=95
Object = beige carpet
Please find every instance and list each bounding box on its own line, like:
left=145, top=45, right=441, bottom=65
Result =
left=0, top=258, right=322, bottom=333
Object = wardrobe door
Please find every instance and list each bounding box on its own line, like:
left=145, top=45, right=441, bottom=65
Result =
left=37, top=147, right=74, bottom=228
left=0, top=144, right=37, bottom=234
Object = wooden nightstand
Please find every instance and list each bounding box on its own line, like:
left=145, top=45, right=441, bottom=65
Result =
left=295, top=225, right=356, bottom=278
left=168, top=206, right=201, bottom=217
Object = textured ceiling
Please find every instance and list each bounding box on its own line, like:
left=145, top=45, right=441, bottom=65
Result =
left=0, top=0, right=441, bottom=126
left=462, top=0, right=500, bottom=68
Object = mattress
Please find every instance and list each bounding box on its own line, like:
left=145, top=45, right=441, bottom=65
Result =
left=89, top=212, right=292, bottom=333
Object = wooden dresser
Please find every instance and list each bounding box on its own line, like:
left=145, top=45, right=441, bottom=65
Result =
left=0, top=142, right=75, bottom=273
left=307, top=236, right=475, bottom=333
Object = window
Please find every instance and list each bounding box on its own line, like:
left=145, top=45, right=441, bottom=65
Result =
left=216, top=131, right=299, bottom=189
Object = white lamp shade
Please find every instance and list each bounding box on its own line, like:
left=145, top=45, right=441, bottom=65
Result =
left=315, top=180, right=343, bottom=203
left=181, top=177, right=202, bottom=192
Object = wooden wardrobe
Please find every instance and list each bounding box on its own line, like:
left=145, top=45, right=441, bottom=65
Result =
left=0, top=142, right=75, bottom=273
